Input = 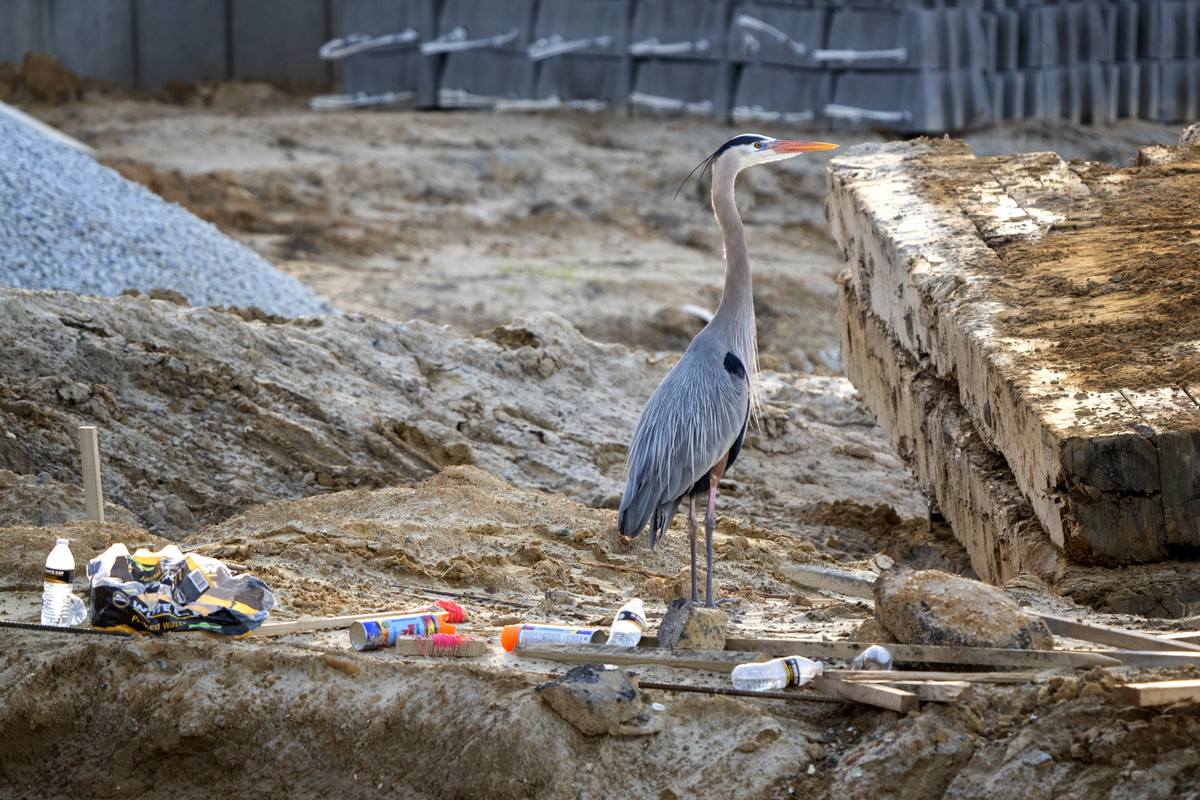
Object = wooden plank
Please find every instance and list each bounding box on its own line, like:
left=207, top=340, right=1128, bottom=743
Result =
left=78, top=426, right=105, bottom=523
left=721, top=637, right=1121, bottom=669
left=1112, top=679, right=1200, bottom=707
left=775, top=563, right=875, bottom=600
left=811, top=675, right=919, bottom=713
left=1039, top=613, right=1200, bottom=653
left=637, top=680, right=844, bottom=704
left=1158, top=631, right=1200, bottom=643
left=1117, top=388, right=1200, bottom=547
left=907, top=681, right=974, bottom=703
left=515, top=643, right=767, bottom=673
left=831, top=670, right=1039, bottom=684
left=254, top=608, right=458, bottom=636
left=720, top=638, right=1123, bottom=671
left=382, top=636, right=485, bottom=658
left=1087, top=650, right=1200, bottom=669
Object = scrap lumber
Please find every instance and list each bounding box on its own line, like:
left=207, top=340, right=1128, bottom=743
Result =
left=1112, top=679, right=1200, bottom=707
left=721, top=637, right=1121, bottom=669
left=514, top=643, right=766, bottom=673
left=830, top=669, right=1038, bottom=684
left=811, top=675, right=919, bottom=713
left=255, top=610, right=455, bottom=636
left=637, top=680, right=843, bottom=704
left=1039, top=614, right=1200, bottom=653
left=899, top=680, right=974, bottom=703
left=1087, top=650, right=1200, bottom=669
left=78, top=426, right=104, bottom=523
left=777, top=564, right=875, bottom=599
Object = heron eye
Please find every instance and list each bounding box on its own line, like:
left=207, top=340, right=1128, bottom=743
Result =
left=754, top=141, right=763, bottom=148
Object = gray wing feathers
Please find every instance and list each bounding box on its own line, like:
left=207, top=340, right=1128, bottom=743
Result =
left=618, top=349, right=749, bottom=539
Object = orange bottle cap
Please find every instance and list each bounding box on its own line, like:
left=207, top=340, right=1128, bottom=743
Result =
left=501, top=624, right=520, bottom=651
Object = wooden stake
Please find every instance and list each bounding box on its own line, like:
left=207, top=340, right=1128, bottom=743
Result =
left=78, top=426, right=104, bottom=523
left=1112, top=679, right=1200, bottom=707
left=1038, top=613, right=1200, bottom=653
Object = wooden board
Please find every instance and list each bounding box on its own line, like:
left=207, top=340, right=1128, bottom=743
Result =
left=1039, top=614, right=1200, bottom=653
left=717, top=637, right=1119, bottom=669
left=1112, top=679, right=1200, bottom=706
left=515, top=643, right=767, bottom=673
left=811, top=675, right=919, bottom=713
left=827, top=140, right=1200, bottom=564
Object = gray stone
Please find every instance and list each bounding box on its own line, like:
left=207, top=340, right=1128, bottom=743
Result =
left=874, top=566, right=1054, bottom=650
left=536, top=664, right=643, bottom=736
left=657, top=597, right=728, bottom=650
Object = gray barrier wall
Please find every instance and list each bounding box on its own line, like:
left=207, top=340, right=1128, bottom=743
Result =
left=2, top=0, right=1199, bottom=131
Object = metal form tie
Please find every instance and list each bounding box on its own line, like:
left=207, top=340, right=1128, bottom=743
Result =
left=318, top=29, right=420, bottom=60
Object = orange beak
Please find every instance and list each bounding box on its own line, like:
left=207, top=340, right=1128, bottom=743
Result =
left=768, top=140, right=839, bottom=153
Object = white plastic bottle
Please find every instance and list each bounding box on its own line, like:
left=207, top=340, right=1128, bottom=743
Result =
left=41, top=538, right=76, bottom=626
left=851, top=644, right=894, bottom=671
left=607, top=598, right=646, bottom=647
left=731, top=655, right=823, bottom=692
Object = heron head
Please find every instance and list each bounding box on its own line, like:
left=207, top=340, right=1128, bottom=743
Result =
left=717, top=133, right=839, bottom=170
left=676, top=134, right=837, bottom=197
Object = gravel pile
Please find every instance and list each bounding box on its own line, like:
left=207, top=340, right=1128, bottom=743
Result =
left=0, top=113, right=331, bottom=317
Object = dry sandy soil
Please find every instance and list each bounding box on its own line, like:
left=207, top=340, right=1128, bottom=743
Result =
left=2, top=81, right=1199, bottom=799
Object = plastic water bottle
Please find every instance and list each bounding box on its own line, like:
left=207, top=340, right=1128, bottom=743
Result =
left=41, top=538, right=80, bottom=626
left=851, top=644, right=894, bottom=671
left=731, top=655, right=823, bottom=692
left=607, top=598, right=646, bottom=647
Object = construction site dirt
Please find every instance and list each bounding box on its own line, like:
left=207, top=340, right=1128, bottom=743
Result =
left=2, top=83, right=1199, bottom=799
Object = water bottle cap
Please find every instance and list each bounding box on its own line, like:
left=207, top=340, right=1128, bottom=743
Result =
left=56, top=538, right=69, bottom=545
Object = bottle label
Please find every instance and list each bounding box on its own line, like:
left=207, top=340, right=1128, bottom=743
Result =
left=517, top=626, right=598, bottom=647
left=44, top=566, right=74, bottom=584
left=782, top=657, right=802, bottom=687
left=614, top=610, right=645, bottom=629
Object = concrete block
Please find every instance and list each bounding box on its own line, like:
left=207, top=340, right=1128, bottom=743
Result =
left=729, top=2, right=825, bottom=66
left=1114, top=1, right=1140, bottom=63
left=534, top=55, right=625, bottom=106
left=1117, top=61, right=1141, bottom=118
left=431, top=0, right=535, bottom=52
left=734, top=64, right=831, bottom=124
left=0, top=0, right=50, bottom=65
left=657, top=598, right=728, bottom=650
left=231, top=0, right=330, bottom=84
left=336, top=0, right=436, bottom=106
left=1138, top=59, right=1161, bottom=120
left=629, top=0, right=727, bottom=61
left=992, top=9, right=1020, bottom=71
left=50, top=0, right=135, bottom=88
left=629, top=59, right=726, bottom=116
left=536, top=665, right=644, bottom=736
left=827, top=69, right=990, bottom=133
left=533, top=0, right=629, bottom=59
left=438, top=50, right=535, bottom=106
left=135, top=0, right=226, bottom=90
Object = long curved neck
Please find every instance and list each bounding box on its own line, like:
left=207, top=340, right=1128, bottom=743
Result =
left=709, top=157, right=758, bottom=388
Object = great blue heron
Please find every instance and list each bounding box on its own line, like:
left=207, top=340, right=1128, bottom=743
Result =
left=617, top=133, right=838, bottom=607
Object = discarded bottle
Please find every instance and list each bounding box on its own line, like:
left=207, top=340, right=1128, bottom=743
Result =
left=606, top=598, right=646, bottom=648
left=41, top=538, right=86, bottom=627
left=731, top=655, right=823, bottom=692
left=501, top=624, right=606, bottom=652
left=350, top=613, right=458, bottom=651
left=851, top=644, right=894, bottom=671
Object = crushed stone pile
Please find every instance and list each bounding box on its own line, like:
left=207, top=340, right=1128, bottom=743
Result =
left=0, top=113, right=330, bottom=317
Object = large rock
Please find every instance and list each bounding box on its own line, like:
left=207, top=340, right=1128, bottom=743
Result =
left=536, top=664, right=644, bottom=735
left=874, top=567, right=1054, bottom=650
left=657, top=598, right=729, bottom=650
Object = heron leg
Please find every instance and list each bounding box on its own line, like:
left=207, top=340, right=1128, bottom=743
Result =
left=688, top=495, right=699, bottom=604
left=704, top=482, right=717, bottom=608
